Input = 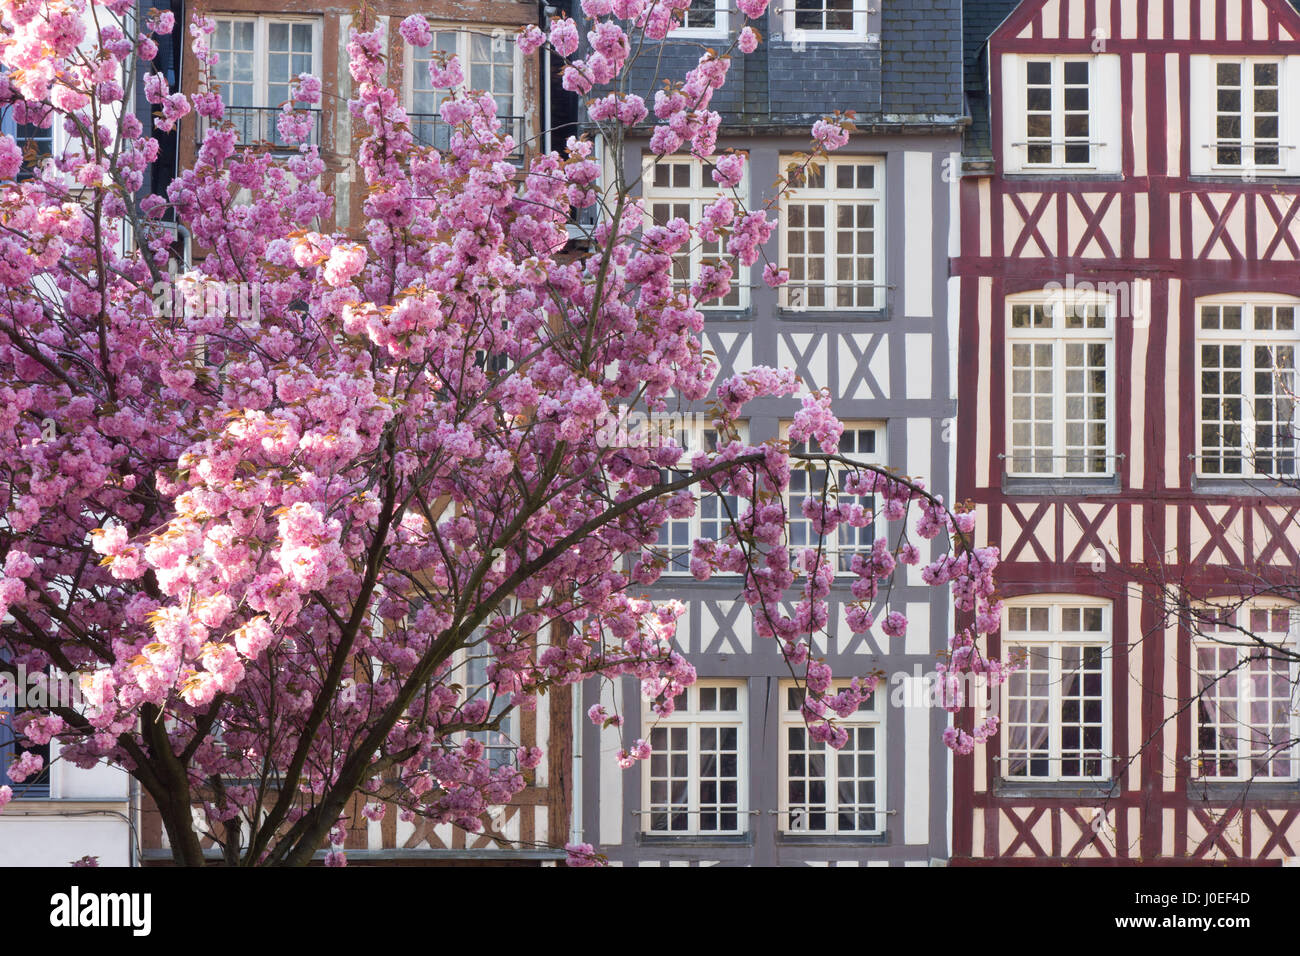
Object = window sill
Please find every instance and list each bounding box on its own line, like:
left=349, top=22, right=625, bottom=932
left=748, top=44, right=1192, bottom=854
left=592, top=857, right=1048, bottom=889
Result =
left=1189, top=173, right=1300, bottom=184
left=700, top=309, right=752, bottom=322
left=778, top=309, right=889, bottom=323
left=0, top=795, right=129, bottom=804
left=636, top=832, right=754, bottom=847
left=661, top=29, right=730, bottom=40
left=1191, top=475, right=1300, bottom=496
left=1001, top=474, right=1121, bottom=495
left=1186, top=779, right=1300, bottom=801
left=0, top=788, right=53, bottom=800
left=652, top=573, right=743, bottom=583
left=776, top=831, right=889, bottom=846
left=993, top=778, right=1118, bottom=799
left=1002, top=171, right=1123, bottom=181
left=775, top=35, right=879, bottom=47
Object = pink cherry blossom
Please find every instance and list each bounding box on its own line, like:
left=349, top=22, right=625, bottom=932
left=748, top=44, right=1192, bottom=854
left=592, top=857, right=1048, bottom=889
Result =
left=812, top=117, right=851, bottom=151
left=516, top=24, right=546, bottom=55
left=398, top=15, right=432, bottom=48
left=322, top=243, right=367, bottom=286
left=549, top=17, right=580, bottom=57
left=0, top=5, right=1001, bottom=869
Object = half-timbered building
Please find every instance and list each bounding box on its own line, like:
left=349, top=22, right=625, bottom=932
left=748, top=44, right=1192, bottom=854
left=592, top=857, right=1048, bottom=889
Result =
left=954, top=0, right=1300, bottom=865
left=575, top=0, right=966, bottom=867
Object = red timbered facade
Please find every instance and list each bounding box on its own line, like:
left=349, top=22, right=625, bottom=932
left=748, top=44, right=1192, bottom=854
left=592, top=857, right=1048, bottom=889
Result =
left=954, top=0, right=1300, bottom=864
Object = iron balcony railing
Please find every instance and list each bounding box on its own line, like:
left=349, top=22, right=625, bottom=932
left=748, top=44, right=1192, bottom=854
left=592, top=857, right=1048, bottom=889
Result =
left=407, top=112, right=525, bottom=162
left=217, top=105, right=322, bottom=149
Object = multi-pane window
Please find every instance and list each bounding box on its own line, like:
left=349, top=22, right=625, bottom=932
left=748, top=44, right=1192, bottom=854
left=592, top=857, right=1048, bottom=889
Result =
left=409, top=29, right=521, bottom=152
left=0, top=650, right=51, bottom=796
left=643, top=155, right=748, bottom=310
left=1023, top=58, right=1093, bottom=167
left=14, top=122, right=53, bottom=169
left=644, top=682, right=746, bottom=834
left=0, top=705, right=51, bottom=797
left=784, top=0, right=869, bottom=38
left=780, top=683, right=883, bottom=834
left=1003, top=599, right=1111, bottom=782
left=785, top=422, right=880, bottom=573
left=1194, top=603, right=1299, bottom=782
left=1198, top=297, right=1300, bottom=478
left=1, top=107, right=55, bottom=176
left=210, top=17, right=320, bottom=146
left=679, top=0, right=728, bottom=33
left=1006, top=294, right=1113, bottom=477
left=1213, top=60, right=1282, bottom=169
left=462, top=644, right=518, bottom=771
left=781, top=157, right=883, bottom=310
left=652, top=421, right=747, bottom=574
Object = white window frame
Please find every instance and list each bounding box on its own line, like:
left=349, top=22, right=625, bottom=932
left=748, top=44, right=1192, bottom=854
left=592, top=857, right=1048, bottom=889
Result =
left=642, top=680, right=748, bottom=836
left=0, top=652, right=52, bottom=798
left=0, top=702, right=51, bottom=798
left=674, top=0, right=730, bottom=37
left=1195, top=293, right=1300, bottom=479
left=404, top=25, right=525, bottom=150
left=1191, top=600, right=1300, bottom=783
left=1001, top=596, right=1113, bottom=783
left=1211, top=58, right=1283, bottom=173
left=1191, top=55, right=1300, bottom=177
left=451, top=636, right=520, bottom=772
left=782, top=0, right=872, bottom=42
left=1023, top=55, right=1095, bottom=169
left=1004, top=290, right=1116, bottom=478
left=1000, top=53, right=1121, bottom=175
left=778, top=680, right=885, bottom=835
left=207, top=15, right=322, bottom=146
left=642, top=152, right=750, bottom=311
left=778, top=155, right=885, bottom=311
left=781, top=420, right=884, bottom=574
left=0, top=106, right=60, bottom=174
left=650, top=418, right=748, bottom=576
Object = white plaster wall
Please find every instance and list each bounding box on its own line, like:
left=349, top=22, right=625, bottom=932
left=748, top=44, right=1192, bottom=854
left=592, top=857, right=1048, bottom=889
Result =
left=55, top=751, right=129, bottom=801
left=0, top=814, right=130, bottom=866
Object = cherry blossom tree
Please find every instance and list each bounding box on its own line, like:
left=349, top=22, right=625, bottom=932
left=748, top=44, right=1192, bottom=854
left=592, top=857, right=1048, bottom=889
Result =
left=0, top=0, right=1004, bottom=866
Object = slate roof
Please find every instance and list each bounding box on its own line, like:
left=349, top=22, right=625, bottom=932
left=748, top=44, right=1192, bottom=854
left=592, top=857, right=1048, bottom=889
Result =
left=619, top=3, right=967, bottom=130
left=881, top=0, right=965, bottom=119
left=963, top=0, right=1023, bottom=163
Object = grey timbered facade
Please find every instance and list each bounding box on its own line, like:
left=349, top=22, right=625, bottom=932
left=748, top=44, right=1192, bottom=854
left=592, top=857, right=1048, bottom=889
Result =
left=574, top=0, right=966, bottom=867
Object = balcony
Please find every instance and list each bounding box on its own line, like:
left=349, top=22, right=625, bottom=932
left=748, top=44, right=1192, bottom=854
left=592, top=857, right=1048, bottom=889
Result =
left=407, top=112, right=525, bottom=163
left=213, top=105, right=322, bottom=150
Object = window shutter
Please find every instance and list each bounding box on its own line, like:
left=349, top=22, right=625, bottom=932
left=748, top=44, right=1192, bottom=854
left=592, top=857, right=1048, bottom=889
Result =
left=1284, top=56, right=1300, bottom=177
left=1095, top=54, right=1123, bottom=174
left=1001, top=54, right=1027, bottom=174
left=1189, top=55, right=1213, bottom=175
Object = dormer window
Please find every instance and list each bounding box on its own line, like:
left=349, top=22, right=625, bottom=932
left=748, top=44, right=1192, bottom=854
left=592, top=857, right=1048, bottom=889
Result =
left=677, top=0, right=729, bottom=35
left=1001, top=54, right=1120, bottom=175
left=1025, top=59, right=1091, bottom=166
left=783, top=0, right=873, bottom=42
left=1191, top=56, right=1300, bottom=177
left=1214, top=61, right=1281, bottom=168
